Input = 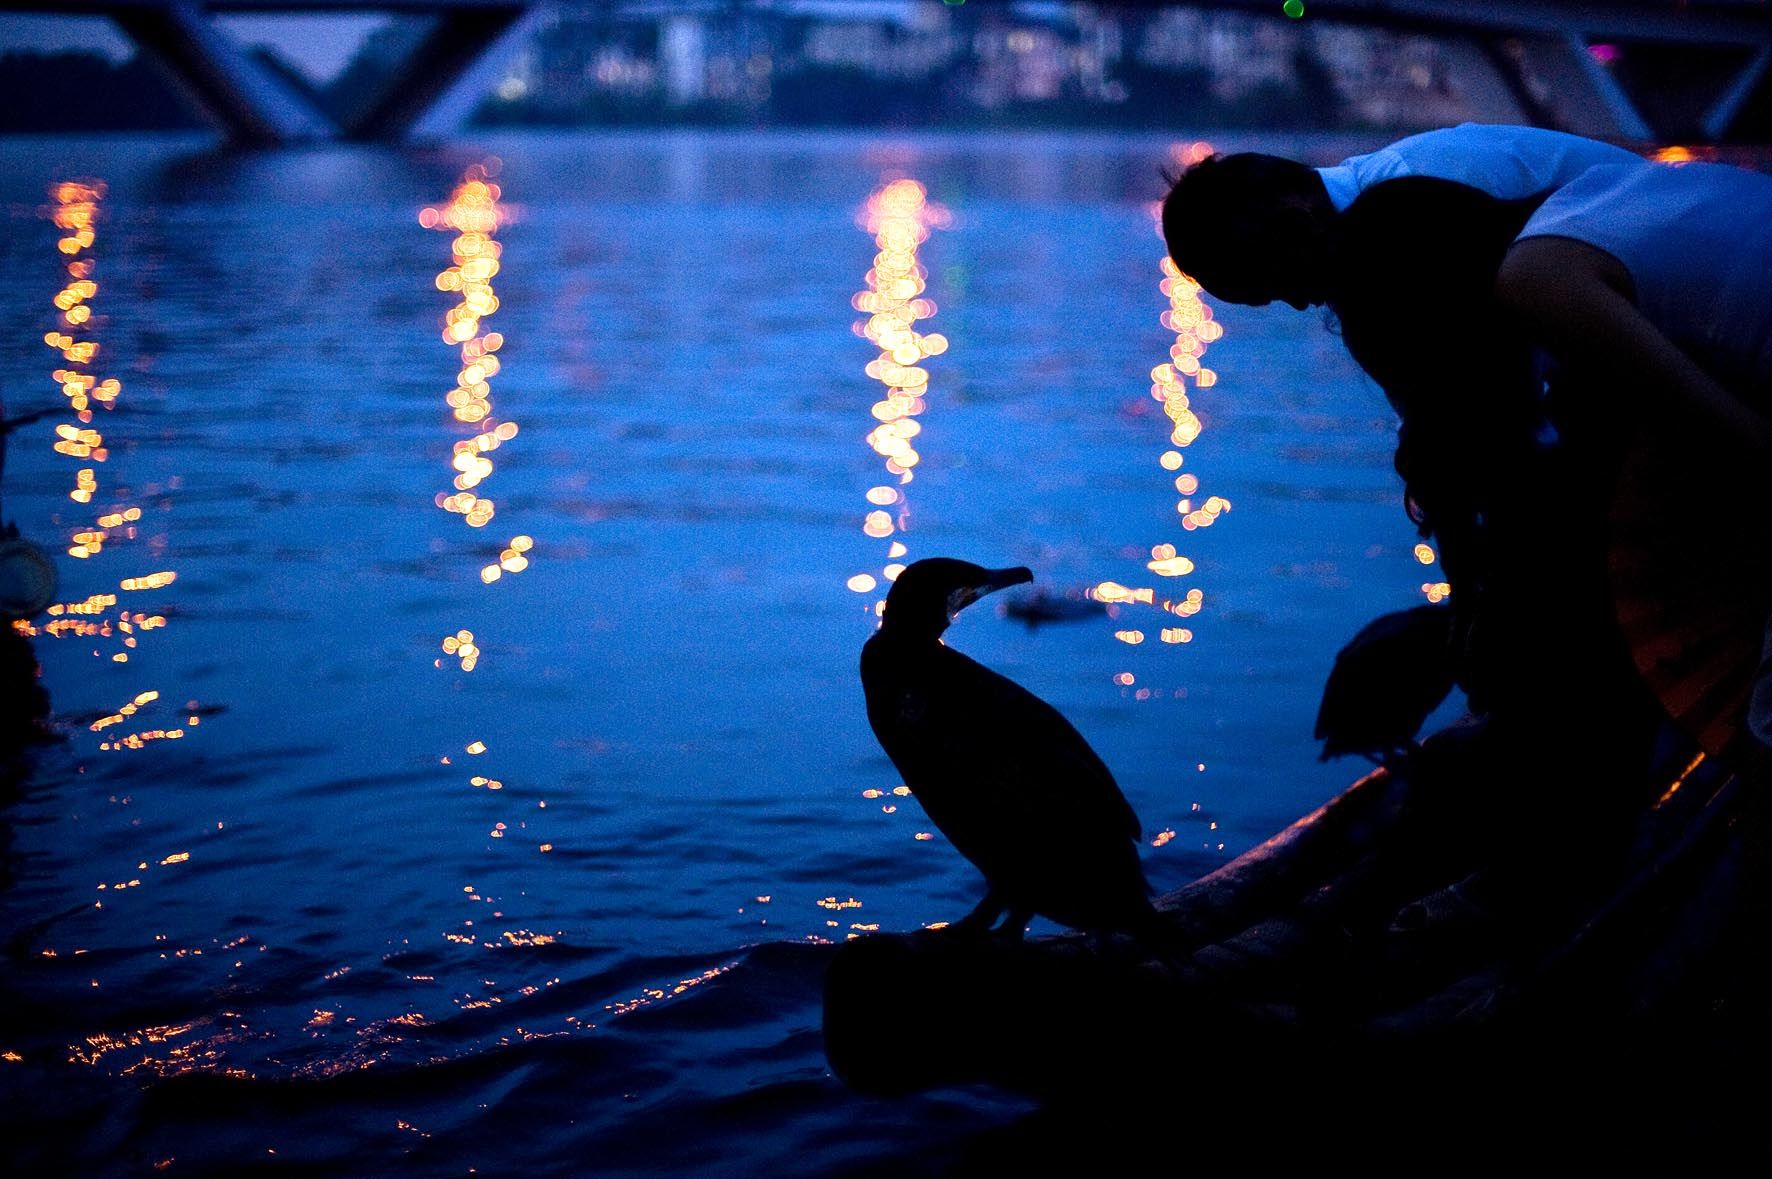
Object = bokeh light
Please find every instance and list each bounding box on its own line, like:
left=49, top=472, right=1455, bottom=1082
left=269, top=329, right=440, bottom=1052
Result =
left=421, top=161, right=555, bottom=863
left=851, top=176, right=949, bottom=610
left=1090, top=200, right=1229, bottom=691
left=30, top=179, right=179, bottom=684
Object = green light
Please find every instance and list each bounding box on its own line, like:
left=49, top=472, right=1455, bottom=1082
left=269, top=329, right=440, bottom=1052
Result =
left=1283, top=0, right=1304, bottom=17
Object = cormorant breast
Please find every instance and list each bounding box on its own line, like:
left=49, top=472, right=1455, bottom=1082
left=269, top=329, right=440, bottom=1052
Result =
left=861, top=558, right=1154, bottom=938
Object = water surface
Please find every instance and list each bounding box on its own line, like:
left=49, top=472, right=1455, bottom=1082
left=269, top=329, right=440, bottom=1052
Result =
left=0, top=130, right=1429, bottom=1176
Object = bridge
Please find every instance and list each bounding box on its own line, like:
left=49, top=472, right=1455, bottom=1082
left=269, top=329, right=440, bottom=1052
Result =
left=6, top=0, right=1772, bottom=143
left=10, top=0, right=539, bottom=142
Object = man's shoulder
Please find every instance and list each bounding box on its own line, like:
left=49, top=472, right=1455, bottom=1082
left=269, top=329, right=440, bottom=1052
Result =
left=1395, top=122, right=1637, bottom=161
left=1396, top=123, right=1557, bottom=151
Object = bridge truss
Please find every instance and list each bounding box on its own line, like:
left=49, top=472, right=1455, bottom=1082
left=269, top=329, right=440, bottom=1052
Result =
left=4, top=0, right=1770, bottom=143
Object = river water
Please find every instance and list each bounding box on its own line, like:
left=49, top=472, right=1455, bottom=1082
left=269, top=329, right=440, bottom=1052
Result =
left=0, top=129, right=1437, bottom=1176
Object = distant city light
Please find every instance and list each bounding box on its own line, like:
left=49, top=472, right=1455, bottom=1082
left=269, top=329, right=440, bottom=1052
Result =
left=4, top=9, right=1465, bottom=140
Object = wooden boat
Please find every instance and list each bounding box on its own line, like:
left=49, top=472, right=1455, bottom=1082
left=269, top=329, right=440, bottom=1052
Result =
left=823, top=721, right=1771, bottom=1139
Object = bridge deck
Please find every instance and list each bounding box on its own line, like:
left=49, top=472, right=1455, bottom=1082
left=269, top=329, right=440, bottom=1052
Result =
left=5, top=0, right=1769, bottom=143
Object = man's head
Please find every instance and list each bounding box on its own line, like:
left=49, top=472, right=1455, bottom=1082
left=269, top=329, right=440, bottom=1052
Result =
left=1160, top=153, right=1335, bottom=309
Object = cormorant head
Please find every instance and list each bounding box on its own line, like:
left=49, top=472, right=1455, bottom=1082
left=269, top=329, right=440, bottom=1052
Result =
left=878, top=558, right=1033, bottom=641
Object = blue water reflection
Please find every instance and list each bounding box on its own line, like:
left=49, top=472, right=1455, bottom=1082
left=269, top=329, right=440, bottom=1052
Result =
left=0, top=130, right=1426, bottom=1176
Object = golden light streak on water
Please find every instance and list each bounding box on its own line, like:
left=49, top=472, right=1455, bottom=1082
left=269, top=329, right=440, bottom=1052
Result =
left=45, top=183, right=128, bottom=556
left=426, top=171, right=531, bottom=623
left=850, top=176, right=950, bottom=612
left=440, top=629, right=480, bottom=672
left=1409, top=540, right=1451, bottom=602
left=1089, top=582, right=1156, bottom=606
left=97, top=727, right=185, bottom=751
left=39, top=182, right=178, bottom=689
left=88, top=688, right=160, bottom=733
left=1147, top=554, right=1195, bottom=577
left=602, top=964, right=735, bottom=1019
left=47, top=593, right=117, bottom=616
left=1092, top=192, right=1230, bottom=698
left=420, top=162, right=557, bottom=880
left=424, top=163, right=522, bottom=545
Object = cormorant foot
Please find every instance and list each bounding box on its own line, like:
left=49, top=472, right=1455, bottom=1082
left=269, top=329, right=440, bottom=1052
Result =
left=941, top=912, right=997, bottom=940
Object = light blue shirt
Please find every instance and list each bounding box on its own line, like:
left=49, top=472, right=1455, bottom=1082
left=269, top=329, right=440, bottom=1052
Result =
left=1518, top=160, right=1772, bottom=393
left=1316, top=123, right=1644, bottom=211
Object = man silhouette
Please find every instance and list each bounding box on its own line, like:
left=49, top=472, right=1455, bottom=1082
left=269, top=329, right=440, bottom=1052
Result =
left=1161, top=123, right=1643, bottom=309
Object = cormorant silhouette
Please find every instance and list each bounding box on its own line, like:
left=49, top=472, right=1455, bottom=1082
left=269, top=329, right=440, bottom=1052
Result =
left=1315, top=604, right=1456, bottom=762
left=861, top=558, right=1155, bottom=939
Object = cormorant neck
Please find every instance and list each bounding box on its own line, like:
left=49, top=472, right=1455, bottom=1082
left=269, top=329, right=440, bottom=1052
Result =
left=877, top=609, right=949, bottom=645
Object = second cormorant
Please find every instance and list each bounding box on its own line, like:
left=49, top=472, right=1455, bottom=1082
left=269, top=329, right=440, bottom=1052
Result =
left=861, top=558, right=1156, bottom=939
left=1314, top=604, right=1457, bottom=763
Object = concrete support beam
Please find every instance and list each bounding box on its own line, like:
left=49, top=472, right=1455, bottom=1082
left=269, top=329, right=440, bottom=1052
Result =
left=406, top=5, right=541, bottom=139
left=1474, top=35, right=1564, bottom=131
left=346, top=6, right=532, bottom=140
left=1563, top=30, right=1655, bottom=141
left=1440, top=35, right=1535, bottom=126
left=109, top=0, right=337, bottom=144
left=1488, top=32, right=1657, bottom=140
left=1703, top=44, right=1772, bottom=141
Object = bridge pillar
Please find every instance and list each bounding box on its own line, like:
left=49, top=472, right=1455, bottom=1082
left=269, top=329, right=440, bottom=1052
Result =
left=110, top=1, right=337, bottom=144
left=1481, top=32, right=1654, bottom=141
left=1703, top=45, right=1772, bottom=141
left=348, top=7, right=535, bottom=141
left=1475, top=36, right=1563, bottom=132
left=1563, top=31, right=1655, bottom=141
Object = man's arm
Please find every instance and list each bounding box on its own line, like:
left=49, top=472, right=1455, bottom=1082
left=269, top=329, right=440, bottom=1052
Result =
left=1495, top=236, right=1772, bottom=455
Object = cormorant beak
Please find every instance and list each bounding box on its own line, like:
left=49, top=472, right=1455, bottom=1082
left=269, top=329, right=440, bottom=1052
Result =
left=948, top=565, right=1033, bottom=617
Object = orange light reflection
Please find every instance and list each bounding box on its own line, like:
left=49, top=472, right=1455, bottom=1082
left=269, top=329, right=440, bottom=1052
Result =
left=1091, top=202, right=1230, bottom=692
left=40, top=179, right=178, bottom=689
left=849, top=177, right=948, bottom=609
left=422, top=162, right=557, bottom=891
